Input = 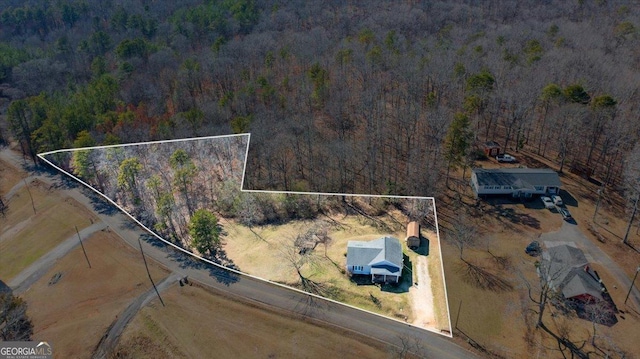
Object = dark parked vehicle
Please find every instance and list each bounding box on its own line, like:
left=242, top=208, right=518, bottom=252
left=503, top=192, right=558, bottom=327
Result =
left=559, top=207, right=572, bottom=220
left=525, top=241, right=541, bottom=256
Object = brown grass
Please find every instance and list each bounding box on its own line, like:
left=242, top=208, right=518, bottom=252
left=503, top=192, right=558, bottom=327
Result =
left=221, top=210, right=449, bottom=326
left=438, top=151, right=640, bottom=357
left=0, top=183, right=99, bottom=280
left=23, top=231, right=169, bottom=359
left=114, top=283, right=396, bottom=359
left=426, top=230, right=451, bottom=332
left=0, top=157, right=24, bottom=195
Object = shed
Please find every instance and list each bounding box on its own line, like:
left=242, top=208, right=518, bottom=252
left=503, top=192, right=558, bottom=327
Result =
left=483, top=141, right=502, bottom=157
left=406, top=221, right=420, bottom=249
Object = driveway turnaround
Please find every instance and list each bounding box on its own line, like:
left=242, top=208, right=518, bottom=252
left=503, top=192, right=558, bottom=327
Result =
left=9, top=221, right=108, bottom=294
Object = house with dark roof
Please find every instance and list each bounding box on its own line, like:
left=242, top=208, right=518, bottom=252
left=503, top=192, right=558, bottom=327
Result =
left=346, top=236, right=403, bottom=284
left=0, top=279, right=12, bottom=296
left=470, top=168, right=562, bottom=198
left=542, top=244, right=605, bottom=303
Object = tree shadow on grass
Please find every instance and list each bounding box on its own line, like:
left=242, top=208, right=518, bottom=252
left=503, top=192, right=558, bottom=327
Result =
left=456, top=259, right=513, bottom=292
left=485, top=204, right=541, bottom=229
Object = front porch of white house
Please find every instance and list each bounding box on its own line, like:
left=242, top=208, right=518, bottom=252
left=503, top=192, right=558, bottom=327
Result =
left=371, top=267, right=400, bottom=283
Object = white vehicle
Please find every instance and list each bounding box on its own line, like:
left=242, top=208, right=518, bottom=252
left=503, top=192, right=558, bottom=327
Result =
left=496, top=154, right=516, bottom=163
left=540, top=196, right=554, bottom=209
left=551, top=195, right=563, bottom=206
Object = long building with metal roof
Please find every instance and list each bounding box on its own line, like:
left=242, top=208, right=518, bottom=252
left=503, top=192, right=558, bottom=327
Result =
left=470, top=168, right=562, bottom=198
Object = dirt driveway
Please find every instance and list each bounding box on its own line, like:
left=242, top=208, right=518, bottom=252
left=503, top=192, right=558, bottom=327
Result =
left=410, top=256, right=436, bottom=329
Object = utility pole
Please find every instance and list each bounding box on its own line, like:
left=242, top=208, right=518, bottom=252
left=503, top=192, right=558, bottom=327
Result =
left=138, top=237, right=165, bottom=307
left=23, top=178, right=36, bottom=215
left=625, top=266, right=640, bottom=305
left=75, top=226, right=91, bottom=268
left=593, top=185, right=604, bottom=223
left=623, top=192, right=639, bottom=245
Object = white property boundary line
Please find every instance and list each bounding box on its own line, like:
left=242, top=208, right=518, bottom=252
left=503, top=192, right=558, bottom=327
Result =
left=37, top=133, right=453, bottom=339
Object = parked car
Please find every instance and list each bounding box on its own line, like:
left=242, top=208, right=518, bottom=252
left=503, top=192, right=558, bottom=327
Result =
left=525, top=241, right=541, bottom=256
left=496, top=154, right=517, bottom=163
left=551, top=194, right=563, bottom=206
left=540, top=196, right=555, bottom=209
left=559, top=207, right=572, bottom=220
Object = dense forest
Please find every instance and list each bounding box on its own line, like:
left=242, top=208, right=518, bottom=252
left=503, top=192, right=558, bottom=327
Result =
left=1, top=0, right=639, bottom=197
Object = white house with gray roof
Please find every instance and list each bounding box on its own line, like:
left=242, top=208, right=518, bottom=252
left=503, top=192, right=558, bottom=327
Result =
left=471, top=168, right=562, bottom=198
left=346, top=236, right=403, bottom=284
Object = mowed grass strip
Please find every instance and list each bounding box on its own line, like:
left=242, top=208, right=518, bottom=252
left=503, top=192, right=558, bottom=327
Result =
left=116, top=284, right=393, bottom=359
left=24, top=230, right=169, bottom=359
left=0, top=183, right=98, bottom=280
left=0, top=157, right=24, bottom=195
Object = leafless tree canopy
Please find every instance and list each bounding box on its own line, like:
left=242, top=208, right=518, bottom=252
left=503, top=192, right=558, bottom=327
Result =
left=1, top=1, right=639, bottom=197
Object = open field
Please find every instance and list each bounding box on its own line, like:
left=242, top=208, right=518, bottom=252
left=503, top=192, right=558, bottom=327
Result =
left=0, top=172, right=98, bottom=281
left=0, top=157, right=24, bottom=194
left=23, top=230, right=169, bottom=359
left=438, top=151, right=640, bottom=357
left=115, top=283, right=401, bottom=359
left=222, top=204, right=450, bottom=332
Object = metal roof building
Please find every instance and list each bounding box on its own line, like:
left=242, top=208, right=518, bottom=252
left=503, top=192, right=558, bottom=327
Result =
left=471, top=168, right=562, bottom=198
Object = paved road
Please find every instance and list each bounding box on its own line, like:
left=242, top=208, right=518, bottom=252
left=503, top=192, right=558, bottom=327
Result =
left=540, top=221, right=640, bottom=310
left=93, top=272, right=182, bottom=359
left=9, top=222, right=108, bottom=294
left=1, top=148, right=479, bottom=359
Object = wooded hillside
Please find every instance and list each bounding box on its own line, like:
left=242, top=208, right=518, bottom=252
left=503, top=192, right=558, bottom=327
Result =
left=1, top=0, right=639, bottom=197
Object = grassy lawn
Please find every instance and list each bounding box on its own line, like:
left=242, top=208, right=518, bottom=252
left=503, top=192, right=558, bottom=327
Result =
left=222, top=206, right=450, bottom=329
left=24, top=231, right=169, bottom=359
left=439, top=160, right=640, bottom=357
left=115, top=284, right=395, bottom=359
left=0, top=182, right=99, bottom=281
left=426, top=230, right=451, bottom=332
left=0, top=157, right=24, bottom=195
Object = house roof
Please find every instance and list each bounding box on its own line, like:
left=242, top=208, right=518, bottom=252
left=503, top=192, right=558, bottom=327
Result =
left=542, top=244, right=603, bottom=301
left=473, top=168, right=562, bottom=188
left=0, top=279, right=12, bottom=295
left=347, top=236, right=403, bottom=276
left=484, top=141, right=501, bottom=148
left=561, top=269, right=604, bottom=300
